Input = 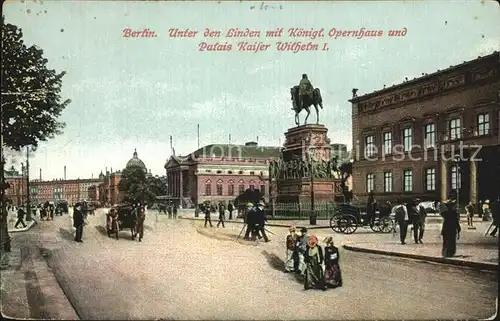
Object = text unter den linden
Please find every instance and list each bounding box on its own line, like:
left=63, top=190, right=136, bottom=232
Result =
left=122, top=27, right=408, bottom=53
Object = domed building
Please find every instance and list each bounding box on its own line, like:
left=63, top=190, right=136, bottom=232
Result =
left=125, top=149, right=153, bottom=177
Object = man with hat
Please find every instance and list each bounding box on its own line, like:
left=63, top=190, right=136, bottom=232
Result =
left=296, top=227, right=309, bottom=275
left=253, top=201, right=269, bottom=242
left=14, top=205, right=27, bottom=229
left=73, top=202, right=85, bottom=243
left=203, top=203, right=213, bottom=228
left=243, top=202, right=256, bottom=240
left=285, top=226, right=298, bottom=273
left=412, top=198, right=427, bottom=244
left=393, top=198, right=409, bottom=244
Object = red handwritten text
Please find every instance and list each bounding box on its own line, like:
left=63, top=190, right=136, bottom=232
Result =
left=123, top=28, right=157, bottom=38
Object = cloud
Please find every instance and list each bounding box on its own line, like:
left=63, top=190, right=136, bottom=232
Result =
left=246, top=60, right=280, bottom=75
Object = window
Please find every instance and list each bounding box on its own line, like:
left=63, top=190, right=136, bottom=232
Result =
left=249, top=184, right=255, bottom=190
left=216, top=182, right=223, bottom=196
left=249, top=171, right=255, bottom=175
left=449, top=118, right=461, bottom=140
left=402, top=127, right=412, bottom=152
left=383, top=172, right=393, bottom=192
left=364, top=135, right=375, bottom=157
left=383, top=132, right=392, bottom=155
left=477, top=113, right=490, bottom=136
left=451, top=165, right=461, bottom=190
left=366, top=173, right=374, bottom=193
left=424, top=123, right=436, bottom=148
left=205, top=183, right=212, bottom=196
left=238, top=183, right=245, bottom=194
left=403, top=169, right=413, bottom=192
left=260, top=184, right=266, bottom=195
left=238, top=171, right=243, bottom=174
left=228, top=181, right=235, bottom=196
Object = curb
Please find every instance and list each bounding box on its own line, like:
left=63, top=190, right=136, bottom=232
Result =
left=8, top=219, right=37, bottom=233
left=343, top=244, right=498, bottom=272
left=178, top=217, right=330, bottom=229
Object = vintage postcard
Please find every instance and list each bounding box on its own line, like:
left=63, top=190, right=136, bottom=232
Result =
left=1, top=0, right=499, bottom=320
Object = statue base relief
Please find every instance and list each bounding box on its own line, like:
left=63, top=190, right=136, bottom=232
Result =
left=274, top=124, right=342, bottom=204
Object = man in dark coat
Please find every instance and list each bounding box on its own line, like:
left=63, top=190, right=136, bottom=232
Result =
left=228, top=201, right=234, bottom=220
left=366, top=191, right=377, bottom=224
left=203, top=203, right=213, bottom=227
left=244, top=202, right=256, bottom=240
left=253, top=201, right=269, bottom=242
left=15, top=206, right=27, bottom=229
left=441, top=200, right=461, bottom=257
left=217, top=203, right=225, bottom=228
left=73, top=203, right=85, bottom=242
left=173, top=203, right=178, bottom=219
left=394, top=198, right=409, bottom=245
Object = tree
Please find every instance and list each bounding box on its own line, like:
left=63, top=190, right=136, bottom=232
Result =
left=338, top=161, right=353, bottom=203
left=118, top=166, right=155, bottom=204
left=147, top=176, right=168, bottom=197
left=1, top=18, right=70, bottom=254
left=234, top=188, right=263, bottom=207
left=1, top=18, right=71, bottom=151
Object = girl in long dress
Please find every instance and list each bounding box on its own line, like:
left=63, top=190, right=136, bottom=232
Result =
left=441, top=200, right=461, bottom=257
left=304, top=235, right=325, bottom=290
left=323, top=237, right=343, bottom=288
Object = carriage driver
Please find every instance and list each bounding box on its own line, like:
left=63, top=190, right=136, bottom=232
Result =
left=298, top=74, right=314, bottom=107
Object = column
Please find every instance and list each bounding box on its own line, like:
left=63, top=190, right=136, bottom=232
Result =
left=440, top=159, right=448, bottom=201
left=470, top=160, right=477, bottom=206
left=179, top=170, right=184, bottom=207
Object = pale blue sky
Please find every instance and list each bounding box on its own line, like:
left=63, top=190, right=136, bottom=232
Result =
left=3, top=0, right=499, bottom=180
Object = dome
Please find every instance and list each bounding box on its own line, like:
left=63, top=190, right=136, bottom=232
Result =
left=126, top=149, right=147, bottom=171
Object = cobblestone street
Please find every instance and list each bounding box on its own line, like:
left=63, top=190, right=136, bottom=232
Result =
left=2, top=209, right=498, bottom=320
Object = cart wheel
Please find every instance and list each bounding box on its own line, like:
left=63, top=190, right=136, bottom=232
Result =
left=339, top=214, right=357, bottom=234
left=330, top=215, right=343, bottom=233
left=379, top=217, right=394, bottom=233
left=370, top=217, right=382, bottom=233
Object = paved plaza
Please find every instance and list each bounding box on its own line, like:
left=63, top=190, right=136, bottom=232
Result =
left=1, top=208, right=498, bottom=320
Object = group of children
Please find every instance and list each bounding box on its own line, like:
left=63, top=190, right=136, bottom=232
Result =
left=285, top=226, right=343, bottom=290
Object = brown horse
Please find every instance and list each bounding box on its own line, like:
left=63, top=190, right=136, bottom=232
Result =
left=134, top=206, right=146, bottom=242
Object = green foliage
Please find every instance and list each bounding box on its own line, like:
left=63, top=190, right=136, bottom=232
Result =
left=1, top=18, right=71, bottom=150
left=118, top=167, right=167, bottom=204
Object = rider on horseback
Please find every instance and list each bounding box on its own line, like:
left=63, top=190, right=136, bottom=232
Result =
left=298, top=74, right=314, bottom=109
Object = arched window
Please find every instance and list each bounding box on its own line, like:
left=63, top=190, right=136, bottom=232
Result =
left=238, top=179, right=245, bottom=194
left=259, top=181, right=266, bottom=195
left=228, top=179, right=235, bottom=196
left=205, top=179, right=212, bottom=196
left=249, top=180, right=256, bottom=190
left=216, top=179, right=223, bottom=196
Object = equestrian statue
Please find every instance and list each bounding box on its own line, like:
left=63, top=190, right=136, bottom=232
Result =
left=290, top=74, right=323, bottom=126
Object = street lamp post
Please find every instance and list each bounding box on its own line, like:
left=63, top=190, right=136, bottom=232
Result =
left=453, top=155, right=460, bottom=210
left=309, top=149, right=316, bottom=225
left=26, top=146, right=31, bottom=221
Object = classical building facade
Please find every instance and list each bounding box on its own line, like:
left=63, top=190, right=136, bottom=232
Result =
left=350, top=51, right=500, bottom=205
left=29, top=178, right=102, bottom=205
left=165, top=142, right=281, bottom=207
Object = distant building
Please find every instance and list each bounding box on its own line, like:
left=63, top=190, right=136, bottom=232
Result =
left=30, top=178, right=102, bottom=205
left=164, top=142, right=281, bottom=208
left=4, top=166, right=26, bottom=206
left=96, top=149, right=153, bottom=205
left=350, top=51, right=500, bottom=205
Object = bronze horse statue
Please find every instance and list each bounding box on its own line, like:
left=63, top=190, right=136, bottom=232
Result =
left=290, top=85, right=323, bottom=126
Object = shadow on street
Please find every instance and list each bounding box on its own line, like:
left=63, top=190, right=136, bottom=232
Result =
left=58, top=228, right=74, bottom=242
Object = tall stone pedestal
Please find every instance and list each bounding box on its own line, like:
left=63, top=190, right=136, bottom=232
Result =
left=275, top=124, right=340, bottom=204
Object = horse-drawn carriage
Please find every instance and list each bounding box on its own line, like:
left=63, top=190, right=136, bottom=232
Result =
left=55, top=200, right=69, bottom=215
left=106, top=202, right=145, bottom=241
left=329, top=203, right=394, bottom=234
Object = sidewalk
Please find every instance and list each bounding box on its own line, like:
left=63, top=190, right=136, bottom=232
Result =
left=6, top=209, right=38, bottom=233
left=176, top=210, right=480, bottom=230
left=343, top=222, right=498, bottom=271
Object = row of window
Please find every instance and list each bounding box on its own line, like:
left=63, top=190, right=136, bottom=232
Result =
left=365, top=165, right=463, bottom=193
left=203, top=169, right=264, bottom=175
left=205, top=183, right=266, bottom=196
left=365, top=113, right=491, bottom=157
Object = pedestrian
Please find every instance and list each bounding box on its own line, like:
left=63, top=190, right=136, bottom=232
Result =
left=203, top=203, right=213, bottom=228
left=159, top=203, right=167, bottom=215
left=243, top=202, right=255, bottom=240
left=284, top=226, right=298, bottom=273
left=304, top=235, right=325, bottom=290
left=173, top=203, right=178, bottom=219
left=228, top=201, right=234, bottom=220
left=409, top=199, right=422, bottom=244
left=394, top=198, right=409, bottom=245
left=482, top=200, right=492, bottom=221
left=135, top=205, right=146, bottom=242
left=489, top=196, right=500, bottom=237
left=441, top=200, right=461, bottom=257
left=253, top=201, right=269, bottom=242
left=465, top=201, right=475, bottom=228
left=73, top=203, right=85, bottom=243
left=296, top=227, right=309, bottom=275
left=365, top=190, right=377, bottom=224
left=15, top=206, right=27, bottom=229
left=417, top=200, right=427, bottom=243
left=217, top=203, right=225, bottom=228
left=323, top=236, right=343, bottom=288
